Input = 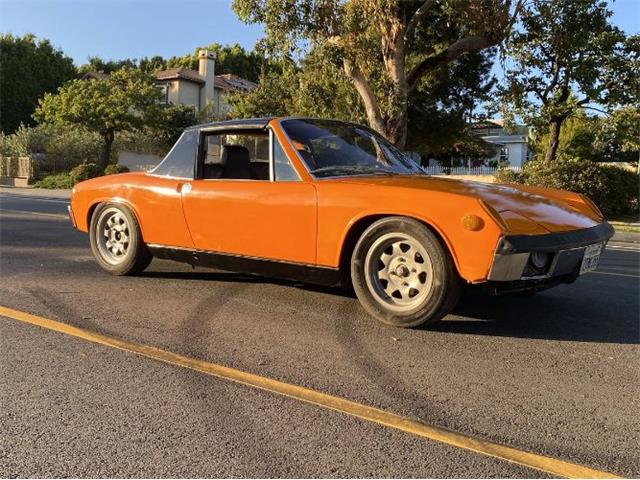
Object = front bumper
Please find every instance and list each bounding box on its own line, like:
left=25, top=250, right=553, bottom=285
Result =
left=487, top=222, right=614, bottom=284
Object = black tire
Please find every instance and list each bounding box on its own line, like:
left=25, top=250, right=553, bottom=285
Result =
left=89, top=202, right=152, bottom=276
left=351, top=216, right=460, bottom=328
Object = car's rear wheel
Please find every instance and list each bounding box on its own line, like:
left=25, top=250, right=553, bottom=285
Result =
left=89, top=203, right=152, bottom=276
left=351, top=217, right=460, bottom=328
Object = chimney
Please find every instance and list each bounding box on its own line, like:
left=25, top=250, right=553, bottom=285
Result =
left=198, top=49, right=216, bottom=111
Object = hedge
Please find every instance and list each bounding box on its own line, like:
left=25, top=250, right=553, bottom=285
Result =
left=495, top=158, right=639, bottom=217
left=33, top=162, right=130, bottom=188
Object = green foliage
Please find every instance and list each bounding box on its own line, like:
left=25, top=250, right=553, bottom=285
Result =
left=229, top=45, right=497, bottom=159
left=79, top=44, right=270, bottom=83
left=117, top=103, right=199, bottom=157
left=35, top=67, right=161, bottom=135
left=0, top=124, right=104, bottom=176
left=148, top=104, right=199, bottom=148
left=0, top=124, right=48, bottom=157
left=76, top=56, right=137, bottom=75
left=32, top=173, right=74, bottom=189
left=0, top=34, right=76, bottom=134
left=70, top=163, right=103, bottom=182
left=33, top=162, right=106, bottom=188
left=34, top=67, right=162, bottom=168
left=227, top=68, right=295, bottom=118
left=597, top=107, right=640, bottom=160
left=228, top=49, right=367, bottom=122
left=500, top=0, right=634, bottom=161
left=232, top=0, right=519, bottom=147
left=496, top=158, right=639, bottom=217
left=530, top=109, right=640, bottom=163
left=163, top=43, right=268, bottom=82
left=104, top=164, right=130, bottom=175
left=494, top=167, right=525, bottom=183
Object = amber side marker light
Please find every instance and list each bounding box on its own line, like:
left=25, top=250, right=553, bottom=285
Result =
left=461, top=213, right=485, bottom=231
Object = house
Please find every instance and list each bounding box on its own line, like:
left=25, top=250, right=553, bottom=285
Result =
left=81, top=50, right=257, bottom=170
left=470, top=119, right=531, bottom=167
left=154, top=50, right=257, bottom=120
left=82, top=50, right=257, bottom=121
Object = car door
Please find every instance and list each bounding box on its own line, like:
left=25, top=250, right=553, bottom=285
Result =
left=180, top=129, right=317, bottom=265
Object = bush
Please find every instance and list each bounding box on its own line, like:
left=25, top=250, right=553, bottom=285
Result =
left=496, top=158, right=639, bottom=217
left=70, top=163, right=103, bottom=183
left=494, top=167, right=524, bottom=184
left=32, top=173, right=74, bottom=189
left=0, top=123, right=104, bottom=178
left=104, top=164, right=130, bottom=175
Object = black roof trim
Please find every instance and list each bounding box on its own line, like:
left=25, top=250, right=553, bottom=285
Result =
left=188, top=117, right=274, bottom=132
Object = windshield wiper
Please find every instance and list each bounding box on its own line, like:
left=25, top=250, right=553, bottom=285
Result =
left=310, top=165, right=401, bottom=176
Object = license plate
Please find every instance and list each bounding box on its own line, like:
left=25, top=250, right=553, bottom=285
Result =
left=579, top=242, right=604, bottom=275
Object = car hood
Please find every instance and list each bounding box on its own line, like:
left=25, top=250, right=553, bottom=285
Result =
left=334, top=175, right=601, bottom=234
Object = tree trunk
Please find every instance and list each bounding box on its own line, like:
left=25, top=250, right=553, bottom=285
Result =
left=98, top=129, right=115, bottom=170
left=545, top=118, right=563, bottom=162
left=343, top=59, right=386, bottom=136
left=385, top=111, right=408, bottom=150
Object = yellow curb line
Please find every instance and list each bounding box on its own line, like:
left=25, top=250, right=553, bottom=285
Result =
left=0, top=304, right=622, bottom=479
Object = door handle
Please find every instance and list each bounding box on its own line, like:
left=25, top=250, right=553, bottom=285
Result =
left=179, top=182, right=192, bottom=194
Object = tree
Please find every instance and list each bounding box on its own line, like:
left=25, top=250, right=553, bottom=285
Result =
left=0, top=34, right=76, bottom=134
left=594, top=107, right=640, bottom=164
left=34, top=67, right=162, bottom=169
left=147, top=104, right=199, bottom=149
left=406, top=49, right=497, bottom=156
left=163, top=43, right=269, bottom=82
left=229, top=44, right=496, bottom=160
left=232, top=0, right=520, bottom=148
left=77, top=44, right=269, bottom=83
left=77, top=56, right=137, bottom=75
left=500, top=0, right=634, bottom=161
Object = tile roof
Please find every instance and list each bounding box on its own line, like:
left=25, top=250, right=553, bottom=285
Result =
left=213, top=73, right=258, bottom=92
left=155, top=68, right=205, bottom=84
left=79, top=69, right=258, bottom=93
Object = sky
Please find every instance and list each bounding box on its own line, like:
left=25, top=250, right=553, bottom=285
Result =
left=0, top=0, right=638, bottom=67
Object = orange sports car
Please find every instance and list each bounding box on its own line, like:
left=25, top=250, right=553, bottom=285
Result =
left=69, top=117, right=614, bottom=327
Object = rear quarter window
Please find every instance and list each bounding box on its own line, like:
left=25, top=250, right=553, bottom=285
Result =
left=150, top=129, right=198, bottom=179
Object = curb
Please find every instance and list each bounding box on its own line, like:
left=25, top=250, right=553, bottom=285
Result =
left=611, top=231, right=640, bottom=244
left=0, top=186, right=71, bottom=199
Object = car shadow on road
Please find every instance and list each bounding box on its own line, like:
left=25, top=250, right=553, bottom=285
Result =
left=434, top=290, right=640, bottom=345
left=139, top=269, right=356, bottom=298
left=142, top=267, right=639, bottom=345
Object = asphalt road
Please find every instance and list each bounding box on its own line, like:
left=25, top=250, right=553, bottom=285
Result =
left=1, top=190, right=638, bottom=478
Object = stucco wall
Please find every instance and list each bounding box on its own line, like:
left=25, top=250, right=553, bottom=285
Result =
left=176, top=82, right=201, bottom=109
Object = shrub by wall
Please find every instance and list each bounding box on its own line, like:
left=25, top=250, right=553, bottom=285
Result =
left=70, top=163, right=103, bottom=183
left=104, top=164, right=130, bottom=175
left=495, top=158, right=638, bottom=217
left=32, top=173, right=75, bottom=189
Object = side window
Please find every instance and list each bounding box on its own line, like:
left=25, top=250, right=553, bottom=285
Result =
left=273, top=136, right=300, bottom=181
left=151, top=129, right=197, bottom=179
left=202, top=132, right=270, bottom=180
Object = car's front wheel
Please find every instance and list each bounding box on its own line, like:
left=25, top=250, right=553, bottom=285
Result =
left=351, top=217, right=460, bottom=328
left=89, top=203, right=152, bottom=276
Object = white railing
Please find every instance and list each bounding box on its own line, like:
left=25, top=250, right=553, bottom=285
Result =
left=422, top=165, right=522, bottom=176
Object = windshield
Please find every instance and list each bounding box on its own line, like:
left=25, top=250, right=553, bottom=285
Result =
left=280, top=119, right=423, bottom=178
